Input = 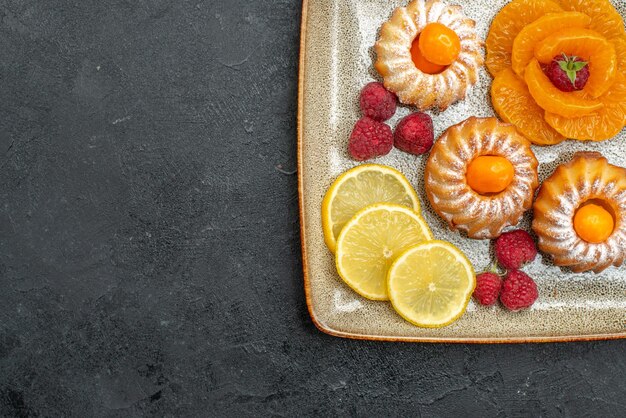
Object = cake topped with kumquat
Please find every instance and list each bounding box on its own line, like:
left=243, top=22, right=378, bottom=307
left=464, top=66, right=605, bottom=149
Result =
left=375, top=0, right=483, bottom=111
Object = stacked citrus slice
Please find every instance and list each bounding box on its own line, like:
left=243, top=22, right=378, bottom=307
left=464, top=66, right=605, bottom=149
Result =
left=486, top=0, right=626, bottom=143
left=321, top=164, right=420, bottom=252
left=335, top=203, right=432, bottom=300
left=322, top=164, right=476, bottom=328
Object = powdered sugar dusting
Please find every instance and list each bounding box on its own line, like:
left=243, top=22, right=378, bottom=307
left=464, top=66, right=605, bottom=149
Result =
left=375, top=0, right=483, bottom=110
left=534, top=153, right=626, bottom=273
left=425, top=117, right=538, bottom=239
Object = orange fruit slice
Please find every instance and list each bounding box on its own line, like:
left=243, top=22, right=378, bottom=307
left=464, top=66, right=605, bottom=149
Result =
left=511, top=11, right=591, bottom=76
left=612, top=35, right=626, bottom=71
left=486, top=0, right=563, bottom=77
left=524, top=58, right=603, bottom=118
left=545, top=73, right=626, bottom=141
left=534, top=28, right=617, bottom=98
left=557, top=0, right=625, bottom=40
left=491, top=68, right=565, bottom=145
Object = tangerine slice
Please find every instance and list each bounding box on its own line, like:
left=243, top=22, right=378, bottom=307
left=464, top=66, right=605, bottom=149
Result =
left=534, top=28, right=617, bottom=98
left=524, top=58, right=603, bottom=117
left=491, top=68, right=565, bottom=145
left=557, top=0, right=625, bottom=40
left=545, top=73, right=626, bottom=141
left=486, top=0, right=563, bottom=77
left=611, top=35, right=626, bottom=71
left=511, top=11, right=591, bottom=76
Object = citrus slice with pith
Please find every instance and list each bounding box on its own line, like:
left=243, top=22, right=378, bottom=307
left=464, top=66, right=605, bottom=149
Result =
left=388, top=240, right=475, bottom=328
left=335, top=203, right=432, bottom=300
left=322, top=164, right=420, bottom=252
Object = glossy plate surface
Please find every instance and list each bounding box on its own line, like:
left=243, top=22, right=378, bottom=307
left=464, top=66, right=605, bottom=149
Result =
left=298, top=0, right=626, bottom=342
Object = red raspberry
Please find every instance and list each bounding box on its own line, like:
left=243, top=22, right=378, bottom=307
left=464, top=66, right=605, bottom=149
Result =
left=473, top=272, right=502, bottom=306
left=359, top=82, right=397, bottom=121
left=393, top=113, right=434, bottom=155
left=494, top=230, right=537, bottom=270
left=544, top=54, right=589, bottom=92
left=348, top=117, right=393, bottom=161
left=500, top=270, right=538, bottom=311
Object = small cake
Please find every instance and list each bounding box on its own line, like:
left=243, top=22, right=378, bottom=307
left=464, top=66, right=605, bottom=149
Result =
left=375, top=0, right=483, bottom=111
left=424, top=117, right=539, bottom=239
left=532, top=152, right=626, bottom=273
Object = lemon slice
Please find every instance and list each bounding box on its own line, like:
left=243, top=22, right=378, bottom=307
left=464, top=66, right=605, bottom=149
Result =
left=322, top=164, right=420, bottom=252
left=335, top=203, right=433, bottom=300
left=388, top=240, right=475, bottom=328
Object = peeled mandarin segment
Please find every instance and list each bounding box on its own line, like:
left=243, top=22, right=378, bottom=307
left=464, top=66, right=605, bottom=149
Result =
left=511, top=11, right=592, bottom=76
left=612, top=35, right=626, bottom=72
left=573, top=203, right=614, bottom=243
left=411, top=37, right=446, bottom=74
left=524, top=58, right=603, bottom=118
left=418, top=23, right=461, bottom=66
left=491, top=68, right=566, bottom=145
left=557, top=0, right=626, bottom=40
left=534, top=28, right=617, bottom=98
left=466, top=156, right=515, bottom=194
left=545, top=73, right=626, bottom=140
left=486, top=0, right=563, bottom=77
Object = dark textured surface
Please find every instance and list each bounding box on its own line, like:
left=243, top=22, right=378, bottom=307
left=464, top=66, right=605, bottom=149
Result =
left=0, top=0, right=625, bottom=416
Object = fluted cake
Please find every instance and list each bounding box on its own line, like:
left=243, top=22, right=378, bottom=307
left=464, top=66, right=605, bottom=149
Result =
left=533, top=152, right=626, bottom=273
left=374, top=0, right=484, bottom=111
left=425, top=117, right=539, bottom=239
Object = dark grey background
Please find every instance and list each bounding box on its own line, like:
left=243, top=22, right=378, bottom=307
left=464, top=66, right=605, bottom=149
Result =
left=1, top=0, right=625, bottom=416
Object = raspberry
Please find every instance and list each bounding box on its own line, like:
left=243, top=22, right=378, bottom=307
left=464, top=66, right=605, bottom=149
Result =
left=473, top=272, right=502, bottom=306
left=494, top=230, right=537, bottom=270
left=348, top=117, right=393, bottom=161
left=544, top=54, right=590, bottom=92
left=359, top=82, right=397, bottom=121
left=500, top=270, right=538, bottom=311
left=393, top=113, right=434, bottom=155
